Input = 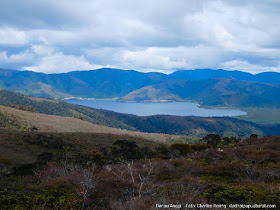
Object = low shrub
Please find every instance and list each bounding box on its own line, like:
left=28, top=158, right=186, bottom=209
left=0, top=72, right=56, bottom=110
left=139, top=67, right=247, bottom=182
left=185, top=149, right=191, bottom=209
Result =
left=206, top=184, right=280, bottom=205
left=201, top=134, right=222, bottom=147
left=0, top=158, right=12, bottom=165
left=12, top=163, right=38, bottom=176
left=170, top=144, right=191, bottom=155
left=190, top=143, right=211, bottom=151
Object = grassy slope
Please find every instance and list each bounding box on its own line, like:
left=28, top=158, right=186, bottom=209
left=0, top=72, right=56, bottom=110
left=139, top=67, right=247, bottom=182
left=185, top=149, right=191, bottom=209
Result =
left=0, top=105, right=177, bottom=143
left=0, top=89, right=137, bottom=130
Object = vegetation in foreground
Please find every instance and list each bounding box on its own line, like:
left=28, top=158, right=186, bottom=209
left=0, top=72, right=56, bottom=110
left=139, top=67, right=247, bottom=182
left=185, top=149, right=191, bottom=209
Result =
left=1, top=130, right=279, bottom=209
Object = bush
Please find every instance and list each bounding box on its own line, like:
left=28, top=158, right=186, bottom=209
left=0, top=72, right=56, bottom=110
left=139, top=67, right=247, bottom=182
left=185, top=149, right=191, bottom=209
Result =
left=12, top=163, right=38, bottom=176
left=206, top=184, right=280, bottom=205
left=37, top=152, right=53, bottom=164
left=155, top=146, right=170, bottom=159
left=0, top=158, right=13, bottom=176
left=0, top=158, right=12, bottom=165
left=0, top=186, right=80, bottom=209
left=201, top=134, right=222, bottom=147
left=190, top=143, right=211, bottom=151
left=223, top=137, right=240, bottom=144
left=250, top=134, right=258, bottom=139
left=170, top=144, right=191, bottom=155
left=111, top=140, right=143, bottom=161
left=31, top=134, right=66, bottom=149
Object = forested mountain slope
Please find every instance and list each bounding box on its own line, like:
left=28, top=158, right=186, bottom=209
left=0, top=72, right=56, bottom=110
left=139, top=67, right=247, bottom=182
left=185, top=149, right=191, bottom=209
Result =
left=1, top=68, right=280, bottom=107
left=122, top=78, right=280, bottom=107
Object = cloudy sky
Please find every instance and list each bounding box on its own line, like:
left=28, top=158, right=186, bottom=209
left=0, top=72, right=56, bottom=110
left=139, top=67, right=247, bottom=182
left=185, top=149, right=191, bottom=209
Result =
left=0, top=0, right=280, bottom=74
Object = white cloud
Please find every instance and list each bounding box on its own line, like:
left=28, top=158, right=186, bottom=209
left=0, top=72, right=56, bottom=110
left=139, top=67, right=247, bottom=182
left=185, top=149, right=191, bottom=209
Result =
left=0, top=0, right=280, bottom=73
left=120, top=48, right=189, bottom=72
left=112, top=46, right=227, bottom=72
left=31, top=45, right=54, bottom=56
left=23, top=52, right=101, bottom=73
left=0, top=50, right=34, bottom=64
left=220, top=59, right=280, bottom=74
left=0, top=28, right=28, bottom=45
left=0, top=51, right=8, bottom=62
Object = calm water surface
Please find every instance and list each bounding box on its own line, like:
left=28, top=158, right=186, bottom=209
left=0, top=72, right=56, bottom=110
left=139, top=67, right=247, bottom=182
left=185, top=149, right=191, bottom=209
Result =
left=66, top=99, right=247, bottom=117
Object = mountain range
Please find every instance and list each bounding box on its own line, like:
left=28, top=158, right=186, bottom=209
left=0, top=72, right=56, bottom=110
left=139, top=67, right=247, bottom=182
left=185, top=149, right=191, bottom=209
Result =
left=1, top=68, right=280, bottom=107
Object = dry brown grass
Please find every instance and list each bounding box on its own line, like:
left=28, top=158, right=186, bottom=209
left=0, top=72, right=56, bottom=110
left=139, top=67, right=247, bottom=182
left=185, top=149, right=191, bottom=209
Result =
left=0, top=105, right=178, bottom=143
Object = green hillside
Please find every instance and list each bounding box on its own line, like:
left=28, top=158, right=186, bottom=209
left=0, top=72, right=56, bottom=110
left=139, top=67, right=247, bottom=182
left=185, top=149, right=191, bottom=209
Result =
left=1, top=90, right=280, bottom=137
left=122, top=78, right=280, bottom=107
left=1, top=68, right=280, bottom=108
left=0, top=90, right=135, bottom=130
left=0, top=68, right=167, bottom=99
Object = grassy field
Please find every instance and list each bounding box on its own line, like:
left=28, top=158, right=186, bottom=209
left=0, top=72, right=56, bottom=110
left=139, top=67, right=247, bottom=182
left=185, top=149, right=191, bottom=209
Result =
left=236, top=107, right=280, bottom=124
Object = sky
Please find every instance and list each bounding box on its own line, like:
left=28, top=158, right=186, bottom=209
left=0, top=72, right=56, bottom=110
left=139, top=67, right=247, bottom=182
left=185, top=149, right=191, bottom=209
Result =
left=0, top=0, right=280, bottom=74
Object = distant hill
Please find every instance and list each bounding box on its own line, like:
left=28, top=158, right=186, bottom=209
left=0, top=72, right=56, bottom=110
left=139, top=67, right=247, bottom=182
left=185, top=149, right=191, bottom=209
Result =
left=122, top=78, right=280, bottom=107
left=1, top=90, right=279, bottom=137
left=170, top=68, right=280, bottom=84
left=0, top=68, right=167, bottom=99
left=1, top=67, right=280, bottom=107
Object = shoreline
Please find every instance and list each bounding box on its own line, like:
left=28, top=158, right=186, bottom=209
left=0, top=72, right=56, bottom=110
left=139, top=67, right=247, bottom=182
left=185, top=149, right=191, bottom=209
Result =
left=63, top=97, right=198, bottom=104
left=63, top=97, right=243, bottom=110
left=63, top=98, right=247, bottom=117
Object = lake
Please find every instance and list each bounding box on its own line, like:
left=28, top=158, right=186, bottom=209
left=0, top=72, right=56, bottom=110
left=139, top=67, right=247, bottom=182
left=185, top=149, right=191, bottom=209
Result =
left=66, top=99, right=247, bottom=117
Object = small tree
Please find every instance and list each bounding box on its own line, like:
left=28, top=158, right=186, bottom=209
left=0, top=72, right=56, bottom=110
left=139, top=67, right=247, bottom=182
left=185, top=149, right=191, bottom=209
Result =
left=77, top=169, right=96, bottom=210
left=108, top=160, right=155, bottom=198
left=223, top=137, right=240, bottom=145
left=112, top=140, right=143, bottom=161
left=201, top=134, right=222, bottom=147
